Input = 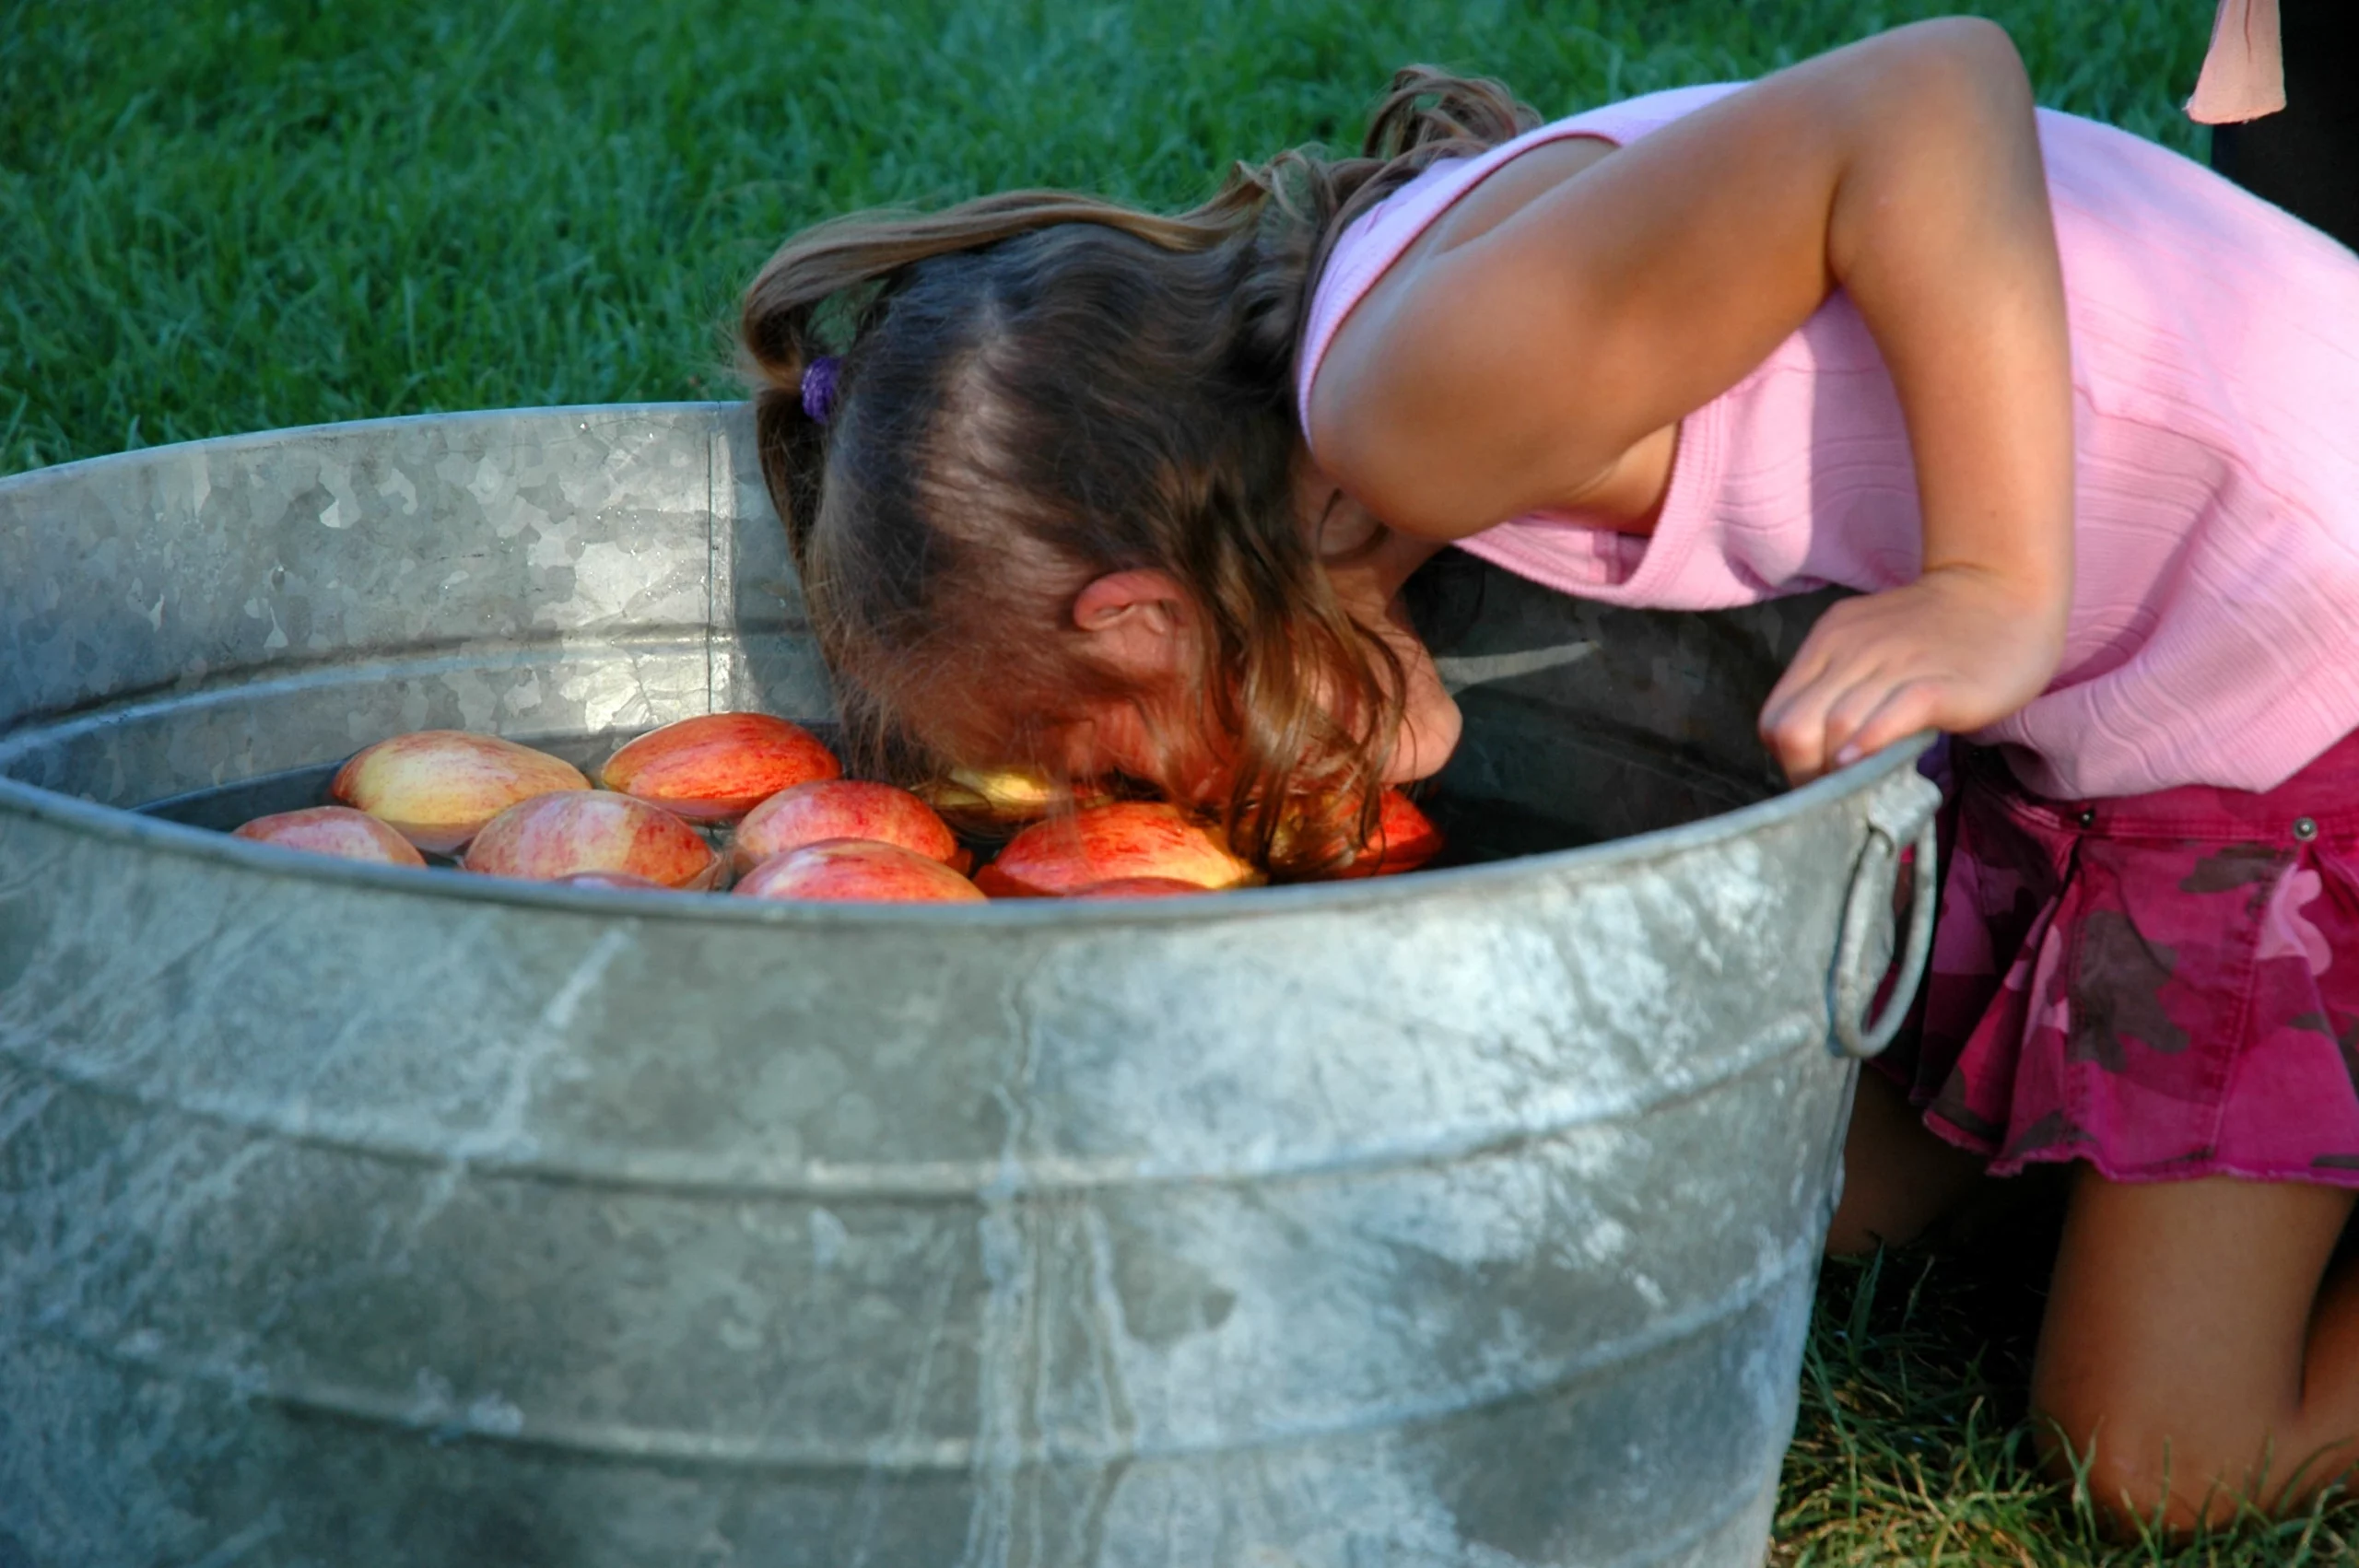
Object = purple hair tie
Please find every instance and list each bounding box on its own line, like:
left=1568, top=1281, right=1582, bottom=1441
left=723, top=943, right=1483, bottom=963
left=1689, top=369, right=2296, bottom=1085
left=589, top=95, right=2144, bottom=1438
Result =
left=800, top=355, right=842, bottom=424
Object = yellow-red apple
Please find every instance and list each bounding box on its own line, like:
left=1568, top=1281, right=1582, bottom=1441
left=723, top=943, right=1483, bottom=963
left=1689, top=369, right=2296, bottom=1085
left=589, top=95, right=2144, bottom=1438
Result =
left=732, top=839, right=985, bottom=904
left=598, top=713, right=839, bottom=823
left=973, top=802, right=1257, bottom=898
left=463, top=791, right=719, bottom=889
left=731, top=780, right=960, bottom=876
left=232, top=806, right=428, bottom=868
left=332, top=731, right=589, bottom=853
left=913, top=765, right=1113, bottom=827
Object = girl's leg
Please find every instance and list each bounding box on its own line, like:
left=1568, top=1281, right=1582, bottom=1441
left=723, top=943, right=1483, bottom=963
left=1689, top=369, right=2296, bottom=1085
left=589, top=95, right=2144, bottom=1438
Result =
left=2032, top=1166, right=2359, bottom=1533
left=1826, top=1066, right=1988, bottom=1256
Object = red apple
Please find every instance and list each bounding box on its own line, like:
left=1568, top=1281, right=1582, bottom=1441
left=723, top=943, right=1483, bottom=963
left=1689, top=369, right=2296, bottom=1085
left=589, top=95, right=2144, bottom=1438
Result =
left=332, top=731, right=589, bottom=853
left=973, top=802, right=1258, bottom=898
left=731, top=780, right=962, bottom=875
left=732, top=838, right=986, bottom=904
left=1068, top=877, right=1213, bottom=900
left=599, top=713, right=839, bottom=823
left=463, top=791, right=719, bottom=889
left=232, top=805, right=428, bottom=868
left=1329, top=789, right=1446, bottom=879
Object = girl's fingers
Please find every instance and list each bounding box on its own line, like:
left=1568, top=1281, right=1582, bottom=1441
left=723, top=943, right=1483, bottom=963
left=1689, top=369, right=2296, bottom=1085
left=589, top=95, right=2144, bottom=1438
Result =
left=1817, top=673, right=1894, bottom=762
left=1758, top=664, right=1820, bottom=739
left=1765, top=657, right=1897, bottom=782
left=1762, top=573, right=2059, bottom=782
left=1766, top=666, right=1939, bottom=782
left=1761, top=613, right=1856, bottom=729
left=1758, top=675, right=1831, bottom=779
left=1762, top=604, right=1883, bottom=751
left=1764, top=673, right=1855, bottom=782
left=1830, top=679, right=1940, bottom=767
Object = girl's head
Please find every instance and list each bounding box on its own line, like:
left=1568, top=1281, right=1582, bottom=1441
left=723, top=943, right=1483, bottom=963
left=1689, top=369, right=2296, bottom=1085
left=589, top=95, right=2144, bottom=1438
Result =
left=740, top=68, right=1532, bottom=872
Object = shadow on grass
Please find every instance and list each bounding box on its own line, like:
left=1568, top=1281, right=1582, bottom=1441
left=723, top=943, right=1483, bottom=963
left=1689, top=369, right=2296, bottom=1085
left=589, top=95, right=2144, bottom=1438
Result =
left=1776, top=1178, right=2358, bottom=1566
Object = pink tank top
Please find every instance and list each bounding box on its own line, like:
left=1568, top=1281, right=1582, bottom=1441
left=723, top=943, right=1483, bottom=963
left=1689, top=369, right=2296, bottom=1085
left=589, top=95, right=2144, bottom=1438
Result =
left=1297, top=85, right=2359, bottom=800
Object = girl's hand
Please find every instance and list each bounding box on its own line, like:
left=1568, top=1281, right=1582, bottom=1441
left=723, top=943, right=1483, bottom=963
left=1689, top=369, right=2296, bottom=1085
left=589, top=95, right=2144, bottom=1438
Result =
left=1757, top=565, right=2066, bottom=784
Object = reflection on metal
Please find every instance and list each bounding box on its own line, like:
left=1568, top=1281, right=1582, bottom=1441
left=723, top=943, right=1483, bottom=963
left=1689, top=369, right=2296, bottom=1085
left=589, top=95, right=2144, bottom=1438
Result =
left=1431, top=640, right=1599, bottom=692
left=0, top=404, right=1921, bottom=1567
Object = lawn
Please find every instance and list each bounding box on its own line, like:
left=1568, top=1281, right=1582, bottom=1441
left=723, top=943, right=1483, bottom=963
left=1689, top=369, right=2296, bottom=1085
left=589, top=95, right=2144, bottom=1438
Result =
left=6, top=0, right=2350, bottom=1562
left=3, top=0, right=2218, bottom=476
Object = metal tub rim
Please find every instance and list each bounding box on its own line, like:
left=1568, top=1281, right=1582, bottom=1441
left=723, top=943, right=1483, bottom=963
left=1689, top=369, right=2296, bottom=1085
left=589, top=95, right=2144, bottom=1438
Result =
left=0, top=398, right=731, bottom=488
left=0, top=738, right=1927, bottom=930
left=0, top=399, right=1928, bottom=932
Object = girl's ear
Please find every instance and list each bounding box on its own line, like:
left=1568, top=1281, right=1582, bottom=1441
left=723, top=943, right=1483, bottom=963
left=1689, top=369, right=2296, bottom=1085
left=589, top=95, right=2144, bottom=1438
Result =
left=1071, top=569, right=1192, bottom=678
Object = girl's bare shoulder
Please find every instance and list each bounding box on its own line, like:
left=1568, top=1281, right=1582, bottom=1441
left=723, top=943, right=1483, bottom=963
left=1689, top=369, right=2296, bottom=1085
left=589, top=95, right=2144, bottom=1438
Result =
left=1408, top=135, right=1621, bottom=263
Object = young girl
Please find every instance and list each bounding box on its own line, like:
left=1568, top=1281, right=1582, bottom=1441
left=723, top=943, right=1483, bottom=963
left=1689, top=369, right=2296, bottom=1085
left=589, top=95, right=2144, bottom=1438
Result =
left=739, top=18, right=2359, bottom=1532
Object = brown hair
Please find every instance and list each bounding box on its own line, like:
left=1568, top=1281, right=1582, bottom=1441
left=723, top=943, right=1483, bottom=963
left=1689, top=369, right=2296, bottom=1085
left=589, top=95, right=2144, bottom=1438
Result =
left=740, top=67, right=1537, bottom=872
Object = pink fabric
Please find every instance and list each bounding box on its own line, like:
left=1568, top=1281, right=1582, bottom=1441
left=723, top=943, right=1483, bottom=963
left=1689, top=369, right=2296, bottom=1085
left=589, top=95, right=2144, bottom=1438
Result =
left=2187, top=0, right=2286, bottom=125
left=1297, top=84, right=2359, bottom=801
left=1882, top=731, right=2359, bottom=1188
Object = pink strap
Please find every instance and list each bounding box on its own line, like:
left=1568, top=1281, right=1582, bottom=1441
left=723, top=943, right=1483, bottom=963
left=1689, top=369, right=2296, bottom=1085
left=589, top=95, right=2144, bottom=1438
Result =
left=2186, top=0, right=2285, bottom=124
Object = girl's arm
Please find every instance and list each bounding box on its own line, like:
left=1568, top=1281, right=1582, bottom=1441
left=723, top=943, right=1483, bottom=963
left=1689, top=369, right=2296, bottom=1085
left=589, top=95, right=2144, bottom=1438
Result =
left=1309, top=18, right=2072, bottom=783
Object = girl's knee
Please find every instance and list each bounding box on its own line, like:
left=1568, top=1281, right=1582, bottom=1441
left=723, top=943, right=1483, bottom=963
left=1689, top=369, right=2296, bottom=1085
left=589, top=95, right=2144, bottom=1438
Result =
left=2031, top=1170, right=2359, bottom=1531
left=2030, top=1399, right=2210, bottom=1538
left=2031, top=1258, right=2263, bottom=1534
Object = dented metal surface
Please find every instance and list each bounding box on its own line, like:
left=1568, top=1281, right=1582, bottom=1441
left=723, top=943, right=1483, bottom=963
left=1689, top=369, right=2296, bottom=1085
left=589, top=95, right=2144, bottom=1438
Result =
left=0, top=404, right=1925, bottom=1567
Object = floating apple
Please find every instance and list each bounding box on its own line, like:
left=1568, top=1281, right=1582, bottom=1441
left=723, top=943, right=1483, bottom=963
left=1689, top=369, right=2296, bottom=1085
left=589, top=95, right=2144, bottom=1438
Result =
left=1267, top=786, right=1447, bottom=879
left=463, top=791, right=719, bottom=889
left=731, top=780, right=961, bottom=875
left=915, top=766, right=1051, bottom=821
left=1331, top=789, right=1446, bottom=879
left=913, top=765, right=1111, bottom=827
left=733, top=838, right=986, bottom=904
left=973, top=802, right=1258, bottom=898
left=1069, top=876, right=1212, bottom=899
left=599, top=713, right=839, bottom=824
left=332, top=731, right=589, bottom=853
left=232, top=805, right=428, bottom=868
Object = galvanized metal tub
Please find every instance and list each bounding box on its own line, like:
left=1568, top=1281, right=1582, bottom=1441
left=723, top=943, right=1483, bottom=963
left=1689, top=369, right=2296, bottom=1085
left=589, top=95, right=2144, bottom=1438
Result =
left=0, top=404, right=1935, bottom=1568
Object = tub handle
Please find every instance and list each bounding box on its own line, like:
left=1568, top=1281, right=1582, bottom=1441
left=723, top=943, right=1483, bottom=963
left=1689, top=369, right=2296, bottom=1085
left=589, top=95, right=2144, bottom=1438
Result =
left=1831, top=767, right=1942, bottom=1059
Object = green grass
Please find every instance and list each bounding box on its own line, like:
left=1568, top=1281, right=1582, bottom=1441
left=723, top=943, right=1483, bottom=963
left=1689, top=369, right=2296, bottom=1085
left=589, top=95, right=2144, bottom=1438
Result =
left=5, top=0, right=2213, bottom=476
left=11, top=1, right=2353, bottom=1561
left=1785, top=1242, right=2357, bottom=1565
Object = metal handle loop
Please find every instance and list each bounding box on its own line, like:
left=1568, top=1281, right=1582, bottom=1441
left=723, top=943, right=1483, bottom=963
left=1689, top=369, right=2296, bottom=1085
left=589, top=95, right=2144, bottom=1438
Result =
left=1831, top=767, right=1943, bottom=1059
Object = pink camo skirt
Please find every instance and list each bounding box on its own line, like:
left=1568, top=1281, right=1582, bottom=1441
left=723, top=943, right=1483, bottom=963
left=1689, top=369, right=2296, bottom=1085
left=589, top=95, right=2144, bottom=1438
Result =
left=1880, top=730, right=2359, bottom=1188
